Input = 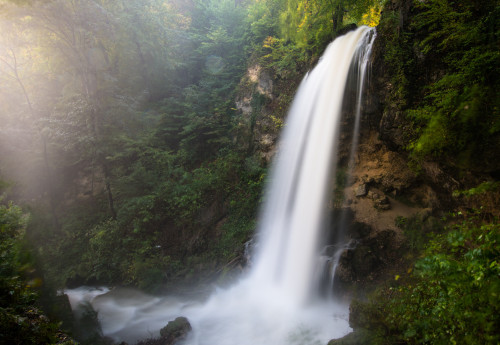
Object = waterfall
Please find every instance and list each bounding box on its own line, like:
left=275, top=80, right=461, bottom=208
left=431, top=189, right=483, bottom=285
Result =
left=320, top=28, right=377, bottom=297
left=249, top=26, right=376, bottom=306
left=65, top=26, right=376, bottom=345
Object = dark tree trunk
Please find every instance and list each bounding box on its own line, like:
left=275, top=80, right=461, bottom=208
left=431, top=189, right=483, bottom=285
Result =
left=105, top=178, right=117, bottom=220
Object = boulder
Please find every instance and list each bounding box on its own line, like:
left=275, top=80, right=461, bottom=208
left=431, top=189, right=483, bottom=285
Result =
left=160, top=317, right=192, bottom=344
left=335, top=229, right=399, bottom=287
left=355, top=183, right=368, bottom=197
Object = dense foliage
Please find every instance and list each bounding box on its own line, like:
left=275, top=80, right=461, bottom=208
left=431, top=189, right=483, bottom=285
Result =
left=0, top=188, right=76, bottom=344
left=280, top=0, right=383, bottom=50
left=352, top=210, right=500, bottom=344
left=409, top=0, right=500, bottom=168
left=380, top=0, right=500, bottom=170
left=0, top=0, right=264, bottom=290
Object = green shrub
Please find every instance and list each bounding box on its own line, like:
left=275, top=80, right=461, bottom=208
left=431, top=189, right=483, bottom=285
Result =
left=395, top=213, right=441, bottom=252
left=0, top=200, right=33, bottom=309
left=356, top=212, right=500, bottom=344
left=1, top=191, right=76, bottom=344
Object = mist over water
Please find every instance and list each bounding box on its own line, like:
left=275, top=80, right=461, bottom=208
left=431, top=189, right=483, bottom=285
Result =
left=67, top=285, right=350, bottom=345
left=66, top=26, right=375, bottom=345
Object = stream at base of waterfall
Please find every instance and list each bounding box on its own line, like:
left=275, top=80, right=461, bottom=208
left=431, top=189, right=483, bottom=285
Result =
left=66, top=285, right=350, bottom=345
left=66, top=26, right=376, bottom=345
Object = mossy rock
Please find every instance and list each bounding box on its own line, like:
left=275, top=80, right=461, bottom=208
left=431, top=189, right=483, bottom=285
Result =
left=159, top=316, right=192, bottom=342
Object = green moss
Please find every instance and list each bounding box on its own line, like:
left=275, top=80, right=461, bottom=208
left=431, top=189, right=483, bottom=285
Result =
left=396, top=0, right=499, bottom=169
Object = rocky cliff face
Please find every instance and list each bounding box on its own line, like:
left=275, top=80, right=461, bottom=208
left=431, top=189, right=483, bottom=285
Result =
left=235, top=53, right=312, bottom=166
left=333, top=0, right=500, bottom=294
left=331, top=0, right=477, bottom=293
left=332, top=127, right=438, bottom=292
left=235, top=63, right=280, bottom=164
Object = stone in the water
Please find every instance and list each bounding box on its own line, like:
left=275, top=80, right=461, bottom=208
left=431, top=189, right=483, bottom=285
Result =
left=160, top=317, right=192, bottom=344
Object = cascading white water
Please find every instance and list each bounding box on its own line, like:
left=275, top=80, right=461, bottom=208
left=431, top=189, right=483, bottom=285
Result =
left=249, top=26, right=376, bottom=307
left=322, top=28, right=377, bottom=296
left=66, top=26, right=375, bottom=345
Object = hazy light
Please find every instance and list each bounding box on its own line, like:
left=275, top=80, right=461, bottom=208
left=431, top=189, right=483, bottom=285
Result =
left=205, top=55, right=224, bottom=74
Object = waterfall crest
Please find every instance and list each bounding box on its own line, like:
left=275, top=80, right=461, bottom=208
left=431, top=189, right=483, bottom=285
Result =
left=65, top=26, right=376, bottom=345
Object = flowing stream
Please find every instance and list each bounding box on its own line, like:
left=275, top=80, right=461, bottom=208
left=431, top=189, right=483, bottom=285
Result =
left=66, top=26, right=375, bottom=345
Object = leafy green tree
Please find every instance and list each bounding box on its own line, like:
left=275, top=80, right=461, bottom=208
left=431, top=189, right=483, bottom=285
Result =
left=279, top=0, right=383, bottom=50
left=157, top=0, right=250, bottom=166
left=245, top=0, right=286, bottom=45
